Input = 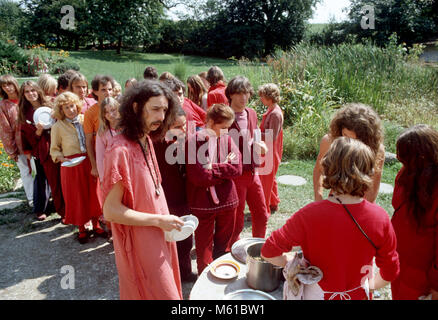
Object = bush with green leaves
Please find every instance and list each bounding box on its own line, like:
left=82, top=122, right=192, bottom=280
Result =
left=0, top=39, right=28, bottom=74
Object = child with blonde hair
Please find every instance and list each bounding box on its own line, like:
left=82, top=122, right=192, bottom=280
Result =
left=51, top=92, right=106, bottom=243
left=258, top=83, right=283, bottom=214
left=37, top=74, right=57, bottom=99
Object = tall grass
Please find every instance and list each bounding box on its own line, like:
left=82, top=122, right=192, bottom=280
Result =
left=242, top=41, right=438, bottom=159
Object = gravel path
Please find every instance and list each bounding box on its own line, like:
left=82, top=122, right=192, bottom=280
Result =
left=0, top=206, right=196, bottom=300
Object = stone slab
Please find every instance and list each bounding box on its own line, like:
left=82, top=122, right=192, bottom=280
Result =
left=0, top=198, right=25, bottom=211
left=379, top=183, right=394, bottom=194
left=277, top=175, right=307, bottom=186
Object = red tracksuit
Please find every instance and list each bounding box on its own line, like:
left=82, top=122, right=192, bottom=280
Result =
left=259, top=105, right=283, bottom=214
left=185, top=131, right=242, bottom=274
left=228, top=107, right=269, bottom=245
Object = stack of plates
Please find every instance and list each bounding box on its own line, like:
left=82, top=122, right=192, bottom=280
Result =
left=165, top=215, right=199, bottom=242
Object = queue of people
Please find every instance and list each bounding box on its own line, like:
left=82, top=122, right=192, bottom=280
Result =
left=0, top=63, right=437, bottom=301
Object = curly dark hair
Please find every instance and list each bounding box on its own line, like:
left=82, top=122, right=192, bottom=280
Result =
left=118, top=80, right=180, bottom=142
left=330, top=103, right=383, bottom=156
left=396, top=124, right=438, bottom=227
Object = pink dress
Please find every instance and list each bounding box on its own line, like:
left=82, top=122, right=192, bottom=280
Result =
left=102, top=134, right=182, bottom=300
left=95, top=128, right=119, bottom=182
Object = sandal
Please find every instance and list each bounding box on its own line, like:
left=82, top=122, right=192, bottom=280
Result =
left=93, top=228, right=109, bottom=239
left=36, top=213, right=47, bottom=221
left=77, top=231, right=89, bottom=244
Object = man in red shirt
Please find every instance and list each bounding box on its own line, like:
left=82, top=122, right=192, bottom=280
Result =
left=206, top=66, right=228, bottom=109
left=226, top=76, right=269, bottom=245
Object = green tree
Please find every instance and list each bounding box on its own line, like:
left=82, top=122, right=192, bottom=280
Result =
left=347, top=0, right=438, bottom=45
left=0, top=0, right=25, bottom=40
left=163, top=0, right=319, bottom=58
left=20, top=0, right=90, bottom=49
left=88, top=0, right=164, bottom=54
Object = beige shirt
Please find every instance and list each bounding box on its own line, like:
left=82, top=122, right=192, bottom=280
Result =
left=50, top=114, right=85, bottom=162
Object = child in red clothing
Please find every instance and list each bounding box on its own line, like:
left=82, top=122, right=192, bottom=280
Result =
left=262, top=137, right=400, bottom=300
left=391, top=124, right=438, bottom=300
left=258, top=83, right=283, bottom=215
left=186, top=104, right=242, bottom=274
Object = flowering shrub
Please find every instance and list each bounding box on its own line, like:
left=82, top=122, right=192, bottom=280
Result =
left=0, top=141, right=19, bottom=193
left=0, top=40, right=77, bottom=76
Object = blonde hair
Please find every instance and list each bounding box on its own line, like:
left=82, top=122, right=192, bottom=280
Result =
left=322, top=136, right=375, bottom=197
left=187, top=75, right=207, bottom=106
left=258, top=83, right=281, bottom=103
left=98, top=97, right=120, bottom=135
left=37, top=74, right=57, bottom=96
left=207, top=103, right=235, bottom=124
left=53, top=91, right=83, bottom=120
left=113, top=81, right=122, bottom=97
left=159, top=72, right=176, bottom=82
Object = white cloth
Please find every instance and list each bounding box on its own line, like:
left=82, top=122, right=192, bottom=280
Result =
left=283, top=254, right=324, bottom=300
left=283, top=253, right=371, bottom=300
left=16, top=154, right=34, bottom=202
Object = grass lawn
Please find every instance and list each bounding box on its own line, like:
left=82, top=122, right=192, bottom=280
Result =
left=241, top=159, right=401, bottom=239
left=67, top=50, right=255, bottom=89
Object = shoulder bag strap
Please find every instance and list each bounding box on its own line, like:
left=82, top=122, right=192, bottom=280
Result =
left=336, top=197, right=378, bottom=251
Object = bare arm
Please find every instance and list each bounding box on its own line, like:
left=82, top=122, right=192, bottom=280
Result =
left=313, top=135, right=331, bottom=201
left=85, top=133, right=98, bottom=178
left=370, top=270, right=390, bottom=291
left=261, top=253, right=289, bottom=268
left=103, top=181, right=184, bottom=231
left=364, top=144, right=385, bottom=203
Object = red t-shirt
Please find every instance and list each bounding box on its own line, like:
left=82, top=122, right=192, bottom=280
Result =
left=207, top=81, right=228, bottom=108
left=262, top=199, right=400, bottom=300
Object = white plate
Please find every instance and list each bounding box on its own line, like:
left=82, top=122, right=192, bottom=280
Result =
left=223, top=289, right=276, bottom=300
left=210, top=260, right=240, bottom=280
left=33, top=106, right=55, bottom=129
left=231, top=237, right=266, bottom=264
left=181, top=215, right=199, bottom=229
left=61, top=156, right=86, bottom=167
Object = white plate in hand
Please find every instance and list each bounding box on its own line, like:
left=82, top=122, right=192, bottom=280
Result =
left=61, top=156, right=86, bottom=167
left=33, top=107, right=55, bottom=129
left=165, top=215, right=198, bottom=242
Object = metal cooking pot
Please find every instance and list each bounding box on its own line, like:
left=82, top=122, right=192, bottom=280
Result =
left=246, top=242, right=283, bottom=292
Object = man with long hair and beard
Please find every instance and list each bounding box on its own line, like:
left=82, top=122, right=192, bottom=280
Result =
left=102, top=80, right=184, bottom=300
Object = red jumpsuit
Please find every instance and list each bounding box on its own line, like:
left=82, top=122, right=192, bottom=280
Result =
left=228, top=108, right=269, bottom=245
left=259, top=105, right=283, bottom=214
left=186, top=131, right=242, bottom=274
